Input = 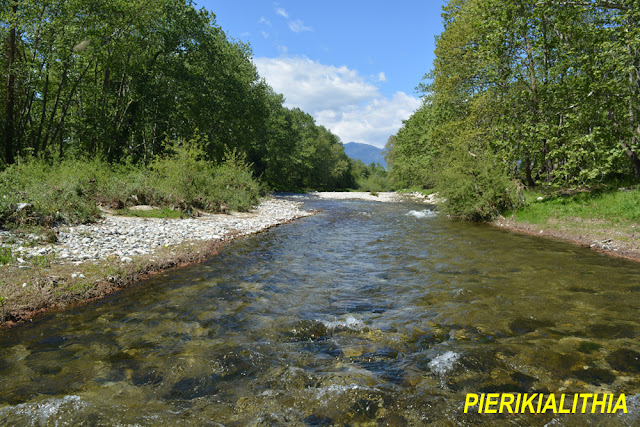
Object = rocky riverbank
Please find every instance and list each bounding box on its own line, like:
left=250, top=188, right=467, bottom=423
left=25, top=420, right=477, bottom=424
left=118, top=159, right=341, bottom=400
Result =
left=2, top=198, right=311, bottom=265
left=0, top=197, right=313, bottom=326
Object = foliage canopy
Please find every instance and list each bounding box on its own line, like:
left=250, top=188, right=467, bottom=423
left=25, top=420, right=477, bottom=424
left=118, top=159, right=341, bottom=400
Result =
left=387, top=0, right=640, bottom=219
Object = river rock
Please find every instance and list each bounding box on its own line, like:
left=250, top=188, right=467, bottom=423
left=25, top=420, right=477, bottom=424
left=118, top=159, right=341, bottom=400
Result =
left=0, top=197, right=312, bottom=266
left=607, top=348, right=640, bottom=372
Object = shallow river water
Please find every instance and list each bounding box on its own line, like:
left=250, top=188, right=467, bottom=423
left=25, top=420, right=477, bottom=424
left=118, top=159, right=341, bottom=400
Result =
left=1, top=195, right=640, bottom=426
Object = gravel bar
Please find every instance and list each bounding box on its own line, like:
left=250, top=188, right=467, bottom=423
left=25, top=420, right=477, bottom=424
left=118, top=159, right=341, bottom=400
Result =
left=1, top=198, right=313, bottom=266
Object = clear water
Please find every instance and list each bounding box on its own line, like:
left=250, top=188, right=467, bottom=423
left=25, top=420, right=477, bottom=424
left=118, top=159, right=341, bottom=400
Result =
left=1, top=195, right=639, bottom=425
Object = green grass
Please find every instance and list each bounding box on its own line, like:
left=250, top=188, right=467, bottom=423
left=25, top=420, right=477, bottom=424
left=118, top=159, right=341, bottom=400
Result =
left=510, top=187, right=640, bottom=225
left=0, top=247, right=12, bottom=265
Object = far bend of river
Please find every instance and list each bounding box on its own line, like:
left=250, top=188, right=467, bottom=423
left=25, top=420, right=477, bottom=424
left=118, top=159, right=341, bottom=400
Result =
left=1, top=195, right=640, bottom=426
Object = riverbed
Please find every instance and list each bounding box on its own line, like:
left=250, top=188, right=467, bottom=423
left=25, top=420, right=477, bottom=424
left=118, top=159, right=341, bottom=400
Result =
left=1, top=195, right=639, bottom=425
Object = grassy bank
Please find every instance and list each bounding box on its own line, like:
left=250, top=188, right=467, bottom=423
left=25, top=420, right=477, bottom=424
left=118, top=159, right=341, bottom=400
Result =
left=497, top=185, right=640, bottom=260
left=512, top=187, right=640, bottom=226
left=0, top=145, right=261, bottom=231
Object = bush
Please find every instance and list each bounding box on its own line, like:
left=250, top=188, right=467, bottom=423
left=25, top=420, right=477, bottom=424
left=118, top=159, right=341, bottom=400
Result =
left=0, top=158, right=102, bottom=228
left=435, top=148, right=522, bottom=221
left=0, top=141, right=263, bottom=229
left=210, top=150, right=262, bottom=212
left=356, top=173, right=392, bottom=193
left=148, top=142, right=217, bottom=210
left=351, top=160, right=392, bottom=192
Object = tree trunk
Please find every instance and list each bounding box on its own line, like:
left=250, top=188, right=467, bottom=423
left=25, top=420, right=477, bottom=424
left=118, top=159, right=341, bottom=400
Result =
left=4, top=1, right=18, bottom=164
left=626, top=10, right=640, bottom=179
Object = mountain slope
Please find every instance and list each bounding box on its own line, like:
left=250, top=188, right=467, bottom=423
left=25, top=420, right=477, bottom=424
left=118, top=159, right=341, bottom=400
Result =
left=343, top=142, right=386, bottom=167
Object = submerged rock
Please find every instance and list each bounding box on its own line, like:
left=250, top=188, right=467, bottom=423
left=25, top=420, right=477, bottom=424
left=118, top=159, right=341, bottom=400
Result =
left=164, top=375, right=218, bottom=400
left=131, top=369, right=164, bottom=386
left=577, top=341, right=602, bottom=353
left=571, top=367, right=616, bottom=385
left=607, top=348, right=640, bottom=373
left=303, top=414, right=334, bottom=426
left=587, top=323, right=636, bottom=339
left=508, top=317, right=555, bottom=335
left=289, top=320, right=329, bottom=341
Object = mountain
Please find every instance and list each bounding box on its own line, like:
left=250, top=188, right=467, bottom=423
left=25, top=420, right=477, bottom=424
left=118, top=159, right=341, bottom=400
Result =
left=343, top=142, right=386, bottom=168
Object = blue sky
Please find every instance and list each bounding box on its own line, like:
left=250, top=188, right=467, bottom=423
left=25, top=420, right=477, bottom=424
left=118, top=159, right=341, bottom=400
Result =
left=194, top=1, right=446, bottom=148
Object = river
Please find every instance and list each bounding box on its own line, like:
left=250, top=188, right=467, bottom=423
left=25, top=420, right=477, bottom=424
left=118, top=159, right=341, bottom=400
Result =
left=1, top=195, right=639, bottom=425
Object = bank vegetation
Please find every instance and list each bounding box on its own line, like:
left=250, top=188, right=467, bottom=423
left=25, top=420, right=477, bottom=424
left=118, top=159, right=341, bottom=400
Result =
left=387, top=0, right=640, bottom=221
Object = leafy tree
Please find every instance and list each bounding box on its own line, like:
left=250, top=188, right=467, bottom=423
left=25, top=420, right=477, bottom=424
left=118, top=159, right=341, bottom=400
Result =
left=0, top=0, right=355, bottom=192
left=388, top=0, right=640, bottom=219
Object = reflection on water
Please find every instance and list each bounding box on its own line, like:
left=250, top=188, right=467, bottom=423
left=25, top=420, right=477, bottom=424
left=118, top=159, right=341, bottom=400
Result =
left=1, top=195, right=639, bottom=425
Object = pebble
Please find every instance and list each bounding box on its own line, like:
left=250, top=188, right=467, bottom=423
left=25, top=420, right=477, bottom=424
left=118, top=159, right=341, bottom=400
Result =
left=0, top=198, right=312, bottom=266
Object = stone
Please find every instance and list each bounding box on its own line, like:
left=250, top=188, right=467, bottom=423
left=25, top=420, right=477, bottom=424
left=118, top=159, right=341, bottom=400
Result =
left=0, top=198, right=311, bottom=266
left=16, top=203, right=32, bottom=212
left=607, top=348, right=640, bottom=372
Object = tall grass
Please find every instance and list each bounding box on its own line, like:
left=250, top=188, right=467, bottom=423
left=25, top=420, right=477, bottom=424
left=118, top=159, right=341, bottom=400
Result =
left=0, top=144, right=262, bottom=229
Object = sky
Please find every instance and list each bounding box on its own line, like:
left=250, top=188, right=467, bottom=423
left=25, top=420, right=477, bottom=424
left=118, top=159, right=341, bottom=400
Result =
left=194, top=1, right=446, bottom=148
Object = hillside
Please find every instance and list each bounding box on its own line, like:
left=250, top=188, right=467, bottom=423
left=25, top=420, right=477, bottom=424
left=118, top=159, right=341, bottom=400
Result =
left=343, top=142, right=386, bottom=168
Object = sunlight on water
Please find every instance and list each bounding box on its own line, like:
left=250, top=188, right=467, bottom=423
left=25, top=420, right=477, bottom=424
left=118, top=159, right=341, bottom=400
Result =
left=1, top=194, right=639, bottom=425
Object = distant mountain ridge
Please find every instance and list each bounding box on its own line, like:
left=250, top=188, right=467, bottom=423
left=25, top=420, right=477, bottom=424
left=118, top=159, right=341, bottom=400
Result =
left=343, top=142, right=386, bottom=168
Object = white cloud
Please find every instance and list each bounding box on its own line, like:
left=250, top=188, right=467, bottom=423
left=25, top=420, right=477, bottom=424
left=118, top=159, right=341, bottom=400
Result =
left=259, top=17, right=271, bottom=26
left=254, top=56, right=421, bottom=148
left=261, top=31, right=269, bottom=39
left=289, top=19, right=312, bottom=33
left=254, top=57, right=378, bottom=111
left=276, top=7, right=288, bottom=18
left=377, top=72, right=387, bottom=82
left=316, top=93, right=421, bottom=147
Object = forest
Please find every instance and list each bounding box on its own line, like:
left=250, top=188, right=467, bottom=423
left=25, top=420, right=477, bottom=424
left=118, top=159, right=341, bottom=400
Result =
left=386, top=0, right=640, bottom=220
left=0, top=0, right=358, bottom=227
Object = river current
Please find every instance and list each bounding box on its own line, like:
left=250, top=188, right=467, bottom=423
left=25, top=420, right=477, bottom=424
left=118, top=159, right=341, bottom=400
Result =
left=1, top=195, right=639, bottom=425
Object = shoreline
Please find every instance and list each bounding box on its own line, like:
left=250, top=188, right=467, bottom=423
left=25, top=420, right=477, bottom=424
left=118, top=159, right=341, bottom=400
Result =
left=0, top=197, right=314, bottom=327
left=4, top=190, right=636, bottom=327
left=309, top=191, right=405, bottom=202
left=492, top=216, right=640, bottom=263
left=309, top=191, right=438, bottom=203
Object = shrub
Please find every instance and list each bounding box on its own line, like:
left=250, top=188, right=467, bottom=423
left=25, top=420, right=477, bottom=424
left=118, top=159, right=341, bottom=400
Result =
left=148, top=142, right=217, bottom=210
left=0, top=140, right=263, bottom=229
left=435, top=148, right=522, bottom=221
left=0, top=158, right=101, bottom=228
left=210, top=150, right=262, bottom=212
left=356, top=173, right=392, bottom=193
